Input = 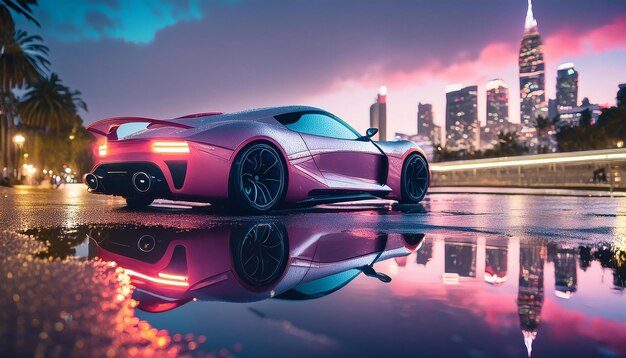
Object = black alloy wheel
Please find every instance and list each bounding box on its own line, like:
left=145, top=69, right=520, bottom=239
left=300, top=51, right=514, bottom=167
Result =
left=232, top=143, right=286, bottom=213
left=400, top=154, right=429, bottom=203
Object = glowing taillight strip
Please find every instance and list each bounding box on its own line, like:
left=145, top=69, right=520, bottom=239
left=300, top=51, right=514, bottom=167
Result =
left=158, top=272, right=188, bottom=281
left=125, top=269, right=189, bottom=287
left=152, top=141, right=190, bottom=153
left=431, top=151, right=626, bottom=172
left=98, top=144, right=107, bottom=156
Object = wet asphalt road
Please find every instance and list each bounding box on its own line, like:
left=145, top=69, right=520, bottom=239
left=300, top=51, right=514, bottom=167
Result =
left=1, top=184, right=624, bottom=244
left=3, top=184, right=626, bottom=357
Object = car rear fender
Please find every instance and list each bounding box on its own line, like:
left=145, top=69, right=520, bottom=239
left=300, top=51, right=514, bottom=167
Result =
left=189, top=121, right=327, bottom=203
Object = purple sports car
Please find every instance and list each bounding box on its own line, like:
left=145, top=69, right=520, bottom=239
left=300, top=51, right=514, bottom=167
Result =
left=85, top=106, right=430, bottom=213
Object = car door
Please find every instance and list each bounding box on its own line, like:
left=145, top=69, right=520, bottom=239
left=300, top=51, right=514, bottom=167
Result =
left=277, top=111, right=387, bottom=189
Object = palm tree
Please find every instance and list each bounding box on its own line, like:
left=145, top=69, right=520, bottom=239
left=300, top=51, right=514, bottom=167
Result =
left=1, top=0, right=39, bottom=38
left=19, top=73, right=87, bottom=135
left=0, top=28, right=48, bottom=174
left=18, top=73, right=87, bottom=170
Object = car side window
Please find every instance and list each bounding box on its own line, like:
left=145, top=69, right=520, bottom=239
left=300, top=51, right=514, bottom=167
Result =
left=280, top=113, right=360, bottom=140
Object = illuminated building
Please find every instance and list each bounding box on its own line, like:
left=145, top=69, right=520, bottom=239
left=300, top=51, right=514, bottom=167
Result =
left=556, top=63, right=578, bottom=111
left=557, top=97, right=602, bottom=128
left=418, top=103, right=434, bottom=138
left=519, top=0, right=546, bottom=136
left=416, top=102, right=442, bottom=148
left=370, top=86, right=387, bottom=141
left=517, top=243, right=545, bottom=357
left=445, top=84, right=479, bottom=152
left=483, top=79, right=511, bottom=149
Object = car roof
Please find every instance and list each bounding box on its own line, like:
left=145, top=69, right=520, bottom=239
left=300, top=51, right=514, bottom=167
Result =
left=173, top=105, right=326, bottom=125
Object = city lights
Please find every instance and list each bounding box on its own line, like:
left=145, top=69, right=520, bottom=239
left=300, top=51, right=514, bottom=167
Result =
left=13, top=134, right=25, bottom=144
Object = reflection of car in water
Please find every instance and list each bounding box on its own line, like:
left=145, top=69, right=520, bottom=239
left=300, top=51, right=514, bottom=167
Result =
left=90, top=223, right=424, bottom=312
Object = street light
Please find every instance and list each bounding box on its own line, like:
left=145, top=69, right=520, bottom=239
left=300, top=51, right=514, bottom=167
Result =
left=13, top=134, right=26, bottom=180
left=14, top=134, right=25, bottom=144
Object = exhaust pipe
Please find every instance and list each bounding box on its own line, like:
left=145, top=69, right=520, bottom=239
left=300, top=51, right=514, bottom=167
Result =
left=132, top=172, right=152, bottom=193
left=85, top=173, right=99, bottom=190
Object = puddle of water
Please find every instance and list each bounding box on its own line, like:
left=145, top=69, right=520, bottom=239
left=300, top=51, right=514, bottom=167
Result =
left=22, top=222, right=626, bottom=357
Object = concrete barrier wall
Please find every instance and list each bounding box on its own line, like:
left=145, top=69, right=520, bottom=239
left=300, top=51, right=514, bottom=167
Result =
left=430, top=148, right=626, bottom=190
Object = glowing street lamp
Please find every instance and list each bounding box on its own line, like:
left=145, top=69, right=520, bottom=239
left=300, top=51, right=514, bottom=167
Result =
left=13, top=134, right=26, bottom=180
left=13, top=134, right=25, bottom=144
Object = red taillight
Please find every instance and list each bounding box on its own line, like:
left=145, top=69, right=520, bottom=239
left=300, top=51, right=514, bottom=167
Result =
left=98, top=143, right=107, bottom=156
left=152, top=141, right=189, bottom=154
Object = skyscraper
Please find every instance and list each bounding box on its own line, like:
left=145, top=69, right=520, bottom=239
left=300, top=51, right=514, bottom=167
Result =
left=483, top=79, right=510, bottom=149
left=417, top=102, right=434, bottom=138
left=445, top=84, right=479, bottom=152
left=517, top=243, right=546, bottom=358
left=556, top=62, right=578, bottom=111
left=519, top=0, right=546, bottom=131
left=417, top=102, right=441, bottom=147
left=369, top=86, right=387, bottom=141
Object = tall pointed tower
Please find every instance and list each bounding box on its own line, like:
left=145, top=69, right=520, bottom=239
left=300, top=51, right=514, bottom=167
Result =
left=519, top=0, right=546, bottom=134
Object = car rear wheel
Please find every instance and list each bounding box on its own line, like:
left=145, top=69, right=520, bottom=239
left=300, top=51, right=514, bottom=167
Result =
left=125, top=197, right=154, bottom=208
left=231, top=143, right=286, bottom=214
left=400, top=153, right=429, bottom=204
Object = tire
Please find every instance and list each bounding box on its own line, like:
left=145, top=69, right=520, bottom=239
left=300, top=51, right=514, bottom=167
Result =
left=230, top=143, right=286, bottom=214
left=231, top=223, right=289, bottom=287
left=125, top=197, right=154, bottom=208
left=400, top=153, right=429, bottom=204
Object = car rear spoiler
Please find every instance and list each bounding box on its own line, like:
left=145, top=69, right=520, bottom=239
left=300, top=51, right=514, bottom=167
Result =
left=86, top=117, right=194, bottom=140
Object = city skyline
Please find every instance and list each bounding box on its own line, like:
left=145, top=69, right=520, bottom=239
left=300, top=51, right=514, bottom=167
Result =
left=15, top=0, right=626, bottom=138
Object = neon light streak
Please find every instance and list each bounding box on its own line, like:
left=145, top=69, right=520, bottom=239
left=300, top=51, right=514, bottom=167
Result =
left=431, top=152, right=626, bottom=172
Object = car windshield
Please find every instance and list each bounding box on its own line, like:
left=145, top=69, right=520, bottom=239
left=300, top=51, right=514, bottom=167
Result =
left=276, top=111, right=361, bottom=140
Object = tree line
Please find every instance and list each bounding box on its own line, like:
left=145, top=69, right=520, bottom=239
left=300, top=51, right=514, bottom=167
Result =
left=434, top=90, right=626, bottom=162
left=1, top=0, right=94, bottom=185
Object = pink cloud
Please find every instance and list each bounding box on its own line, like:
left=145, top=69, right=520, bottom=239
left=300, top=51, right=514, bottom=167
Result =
left=337, top=16, right=626, bottom=92
left=339, top=41, right=517, bottom=90
left=544, top=16, right=626, bottom=60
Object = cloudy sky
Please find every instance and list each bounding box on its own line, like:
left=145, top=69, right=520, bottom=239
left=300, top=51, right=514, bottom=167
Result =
left=16, top=0, right=626, bottom=136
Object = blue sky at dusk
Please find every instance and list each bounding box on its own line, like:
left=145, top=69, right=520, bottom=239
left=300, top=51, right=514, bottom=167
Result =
left=16, top=0, right=626, bottom=136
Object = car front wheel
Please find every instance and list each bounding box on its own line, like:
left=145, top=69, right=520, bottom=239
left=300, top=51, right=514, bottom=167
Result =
left=400, top=153, right=429, bottom=204
left=231, top=143, right=286, bottom=214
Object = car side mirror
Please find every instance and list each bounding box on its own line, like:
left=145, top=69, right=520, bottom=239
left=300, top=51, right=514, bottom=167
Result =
left=366, top=128, right=378, bottom=138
